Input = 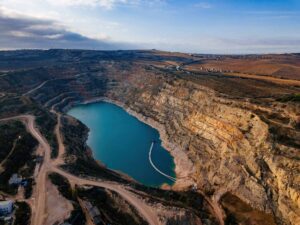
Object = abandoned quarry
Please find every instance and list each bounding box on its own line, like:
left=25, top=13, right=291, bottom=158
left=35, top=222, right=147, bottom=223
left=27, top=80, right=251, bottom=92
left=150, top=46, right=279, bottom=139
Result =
left=0, top=49, right=299, bottom=225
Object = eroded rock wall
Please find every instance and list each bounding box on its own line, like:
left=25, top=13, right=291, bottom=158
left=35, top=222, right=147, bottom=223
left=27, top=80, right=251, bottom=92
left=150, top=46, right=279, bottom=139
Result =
left=26, top=60, right=299, bottom=225
left=105, top=70, right=300, bottom=225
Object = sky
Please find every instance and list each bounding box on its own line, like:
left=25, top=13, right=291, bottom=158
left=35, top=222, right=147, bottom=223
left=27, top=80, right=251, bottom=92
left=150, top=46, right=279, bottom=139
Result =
left=0, top=0, right=299, bottom=53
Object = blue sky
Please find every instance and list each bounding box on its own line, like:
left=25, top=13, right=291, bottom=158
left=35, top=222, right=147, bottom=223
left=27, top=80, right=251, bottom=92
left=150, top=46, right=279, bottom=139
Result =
left=0, top=0, right=299, bottom=53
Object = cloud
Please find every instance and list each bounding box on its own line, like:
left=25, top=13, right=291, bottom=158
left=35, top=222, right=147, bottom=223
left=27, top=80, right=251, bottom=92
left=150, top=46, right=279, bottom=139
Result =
left=45, top=0, right=131, bottom=9
left=194, top=2, right=212, bottom=9
left=0, top=7, right=133, bottom=49
left=44, top=0, right=165, bottom=9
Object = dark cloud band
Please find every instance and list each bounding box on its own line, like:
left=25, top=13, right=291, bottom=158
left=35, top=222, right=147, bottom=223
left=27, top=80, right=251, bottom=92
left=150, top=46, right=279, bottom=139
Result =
left=0, top=9, right=129, bottom=50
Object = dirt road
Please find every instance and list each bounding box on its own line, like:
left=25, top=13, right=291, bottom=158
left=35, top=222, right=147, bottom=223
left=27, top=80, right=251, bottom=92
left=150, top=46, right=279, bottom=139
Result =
left=23, top=73, right=85, bottom=96
left=1, top=113, right=224, bottom=225
left=51, top=112, right=65, bottom=165
left=52, top=167, right=160, bottom=225
left=50, top=110, right=160, bottom=225
left=0, top=115, right=50, bottom=225
left=0, top=114, right=160, bottom=225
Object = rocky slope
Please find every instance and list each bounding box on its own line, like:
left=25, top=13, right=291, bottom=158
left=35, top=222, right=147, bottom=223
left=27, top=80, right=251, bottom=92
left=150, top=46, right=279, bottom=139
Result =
left=88, top=62, right=299, bottom=225
left=104, top=69, right=299, bottom=225
left=0, top=50, right=299, bottom=224
left=43, top=61, right=299, bottom=224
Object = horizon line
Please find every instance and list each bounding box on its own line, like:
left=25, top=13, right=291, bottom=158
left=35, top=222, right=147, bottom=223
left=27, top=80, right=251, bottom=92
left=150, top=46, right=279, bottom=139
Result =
left=0, top=48, right=299, bottom=56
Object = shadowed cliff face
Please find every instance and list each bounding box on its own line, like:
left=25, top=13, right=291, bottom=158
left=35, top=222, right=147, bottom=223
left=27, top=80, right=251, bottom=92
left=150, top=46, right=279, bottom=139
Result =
left=102, top=67, right=299, bottom=225
left=0, top=50, right=299, bottom=225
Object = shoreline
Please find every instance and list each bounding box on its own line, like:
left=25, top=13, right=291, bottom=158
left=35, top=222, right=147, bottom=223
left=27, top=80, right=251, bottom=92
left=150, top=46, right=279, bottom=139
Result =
left=66, top=96, right=195, bottom=190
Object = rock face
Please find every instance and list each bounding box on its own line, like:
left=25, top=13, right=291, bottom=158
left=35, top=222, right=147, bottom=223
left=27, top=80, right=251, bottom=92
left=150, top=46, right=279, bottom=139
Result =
left=99, top=66, right=300, bottom=225
left=34, top=61, right=299, bottom=224
left=1, top=50, right=299, bottom=224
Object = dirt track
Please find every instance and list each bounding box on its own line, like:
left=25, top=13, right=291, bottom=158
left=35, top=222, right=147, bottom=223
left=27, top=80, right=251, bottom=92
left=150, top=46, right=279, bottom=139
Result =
left=0, top=114, right=160, bottom=225
left=0, top=107, right=229, bottom=225
left=51, top=112, right=65, bottom=166
left=0, top=115, right=50, bottom=225
left=52, top=167, right=160, bottom=225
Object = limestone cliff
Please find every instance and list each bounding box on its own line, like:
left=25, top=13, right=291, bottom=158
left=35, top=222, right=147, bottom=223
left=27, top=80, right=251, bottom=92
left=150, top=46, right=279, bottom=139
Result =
left=101, top=67, right=300, bottom=225
left=17, top=53, right=299, bottom=225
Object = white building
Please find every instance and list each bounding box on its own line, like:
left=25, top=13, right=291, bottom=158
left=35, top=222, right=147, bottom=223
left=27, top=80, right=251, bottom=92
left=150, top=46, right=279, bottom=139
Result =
left=0, top=200, right=13, bottom=216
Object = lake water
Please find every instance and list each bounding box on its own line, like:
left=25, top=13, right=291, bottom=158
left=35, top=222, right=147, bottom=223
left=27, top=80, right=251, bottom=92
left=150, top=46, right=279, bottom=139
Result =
left=67, top=101, right=176, bottom=187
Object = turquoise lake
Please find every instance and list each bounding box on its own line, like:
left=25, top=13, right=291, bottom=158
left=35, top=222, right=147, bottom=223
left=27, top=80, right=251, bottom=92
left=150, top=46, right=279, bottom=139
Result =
left=67, top=101, right=176, bottom=187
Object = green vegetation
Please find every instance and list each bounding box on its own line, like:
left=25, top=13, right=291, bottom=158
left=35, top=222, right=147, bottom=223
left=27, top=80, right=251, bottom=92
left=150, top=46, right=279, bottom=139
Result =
left=0, top=96, right=58, bottom=158
left=0, top=121, right=37, bottom=195
left=48, top=172, right=74, bottom=201
left=64, top=205, right=86, bottom=225
left=24, top=178, right=34, bottom=199
left=14, top=202, right=31, bottom=225
left=77, top=186, right=148, bottom=225
left=0, top=123, right=18, bottom=162
left=277, top=93, right=300, bottom=102
left=35, top=110, right=58, bottom=159
left=132, top=184, right=218, bottom=224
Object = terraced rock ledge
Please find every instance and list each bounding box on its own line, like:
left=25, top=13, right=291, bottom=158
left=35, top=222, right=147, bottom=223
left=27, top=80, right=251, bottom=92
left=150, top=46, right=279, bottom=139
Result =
left=0, top=50, right=299, bottom=225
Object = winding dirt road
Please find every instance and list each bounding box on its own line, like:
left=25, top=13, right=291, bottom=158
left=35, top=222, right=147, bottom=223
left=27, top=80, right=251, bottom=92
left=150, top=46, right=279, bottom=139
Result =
left=0, top=114, right=160, bottom=225
left=51, top=112, right=65, bottom=166
left=51, top=111, right=159, bottom=225
left=0, top=115, right=50, bottom=225
left=52, top=167, right=159, bottom=225
left=1, top=111, right=225, bottom=225
left=23, top=73, right=85, bottom=96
